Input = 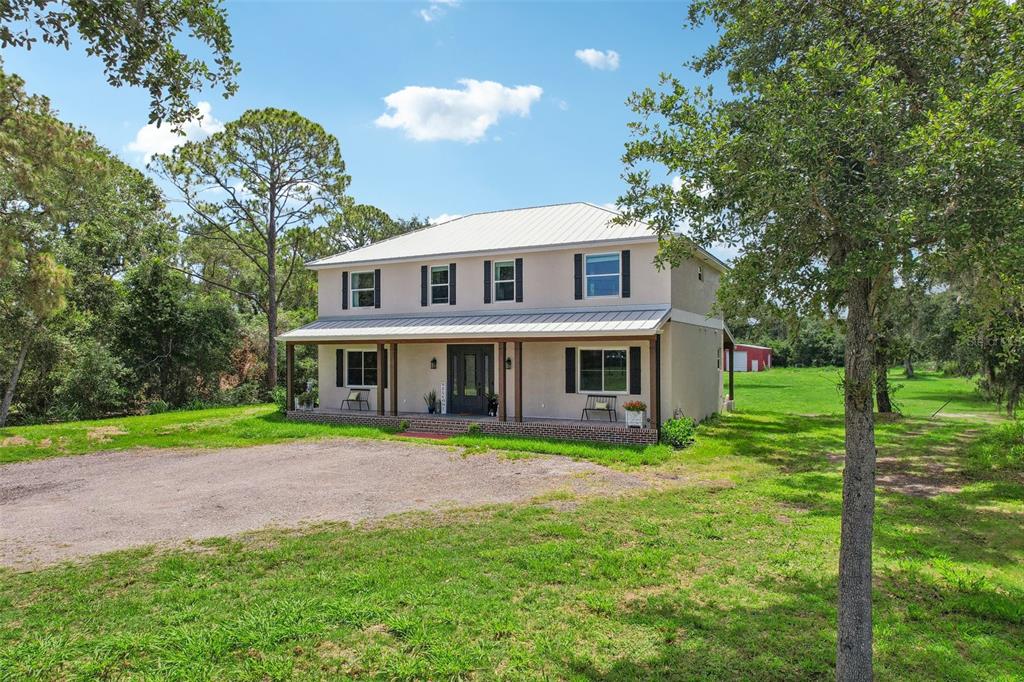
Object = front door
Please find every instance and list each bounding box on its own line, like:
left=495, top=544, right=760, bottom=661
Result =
left=447, top=344, right=493, bottom=415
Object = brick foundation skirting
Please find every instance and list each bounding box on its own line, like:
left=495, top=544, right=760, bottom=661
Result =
left=285, top=410, right=659, bottom=446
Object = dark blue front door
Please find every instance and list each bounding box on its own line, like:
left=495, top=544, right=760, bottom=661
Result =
left=447, top=344, right=493, bottom=414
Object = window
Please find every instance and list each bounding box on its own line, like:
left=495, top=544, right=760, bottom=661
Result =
left=579, top=349, right=627, bottom=393
left=350, top=271, right=375, bottom=308
left=585, top=253, right=620, bottom=297
left=494, top=260, right=515, bottom=301
left=347, top=350, right=378, bottom=387
left=431, top=265, right=449, bottom=304
left=717, top=347, right=722, bottom=370
left=697, top=265, right=704, bottom=282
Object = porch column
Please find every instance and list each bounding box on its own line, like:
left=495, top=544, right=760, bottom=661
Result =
left=728, top=345, right=735, bottom=401
left=498, top=341, right=507, bottom=422
left=389, top=342, right=398, bottom=416
left=376, top=342, right=385, bottom=416
left=514, top=340, right=523, bottom=423
left=649, top=336, right=661, bottom=427
left=285, top=342, right=295, bottom=412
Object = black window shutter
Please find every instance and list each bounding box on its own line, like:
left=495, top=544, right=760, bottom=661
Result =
left=373, top=268, right=381, bottom=308
left=565, top=347, right=576, bottom=393
left=515, top=257, right=524, bottom=302
left=420, top=265, right=428, bottom=306
left=629, top=346, right=642, bottom=394
left=341, top=271, right=349, bottom=310
left=449, top=262, right=457, bottom=305
left=336, top=349, right=345, bottom=387
left=573, top=254, right=583, bottom=300
left=382, top=348, right=388, bottom=388
left=483, top=260, right=491, bottom=304
left=621, top=250, right=631, bottom=298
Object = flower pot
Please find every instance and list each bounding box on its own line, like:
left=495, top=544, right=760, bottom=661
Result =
left=625, top=410, right=645, bottom=428
left=428, top=405, right=436, bottom=414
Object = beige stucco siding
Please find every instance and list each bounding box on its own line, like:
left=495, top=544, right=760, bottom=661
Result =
left=318, top=340, right=659, bottom=422
left=317, top=242, right=670, bottom=317
left=670, top=257, right=721, bottom=317
left=661, top=321, right=723, bottom=422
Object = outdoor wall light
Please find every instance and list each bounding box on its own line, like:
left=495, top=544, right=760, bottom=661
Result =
left=430, top=357, right=437, bottom=369
left=505, top=357, right=512, bottom=370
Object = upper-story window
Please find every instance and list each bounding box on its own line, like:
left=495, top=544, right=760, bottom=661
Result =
left=697, top=265, right=704, bottom=282
left=494, top=260, right=515, bottom=301
left=350, top=271, right=375, bottom=308
left=585, top=253, right=621, bottom=297
left=431, top=265, right=450, bottom=304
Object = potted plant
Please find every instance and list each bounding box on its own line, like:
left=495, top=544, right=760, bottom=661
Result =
left=423, top=389, right=438, bottom=414
left=486, top=392, right=499, bottom=417
left=622, top=400, right=647, bottom=427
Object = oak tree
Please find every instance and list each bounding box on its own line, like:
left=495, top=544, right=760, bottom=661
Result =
left=618, top=1, right=1023, bottom=678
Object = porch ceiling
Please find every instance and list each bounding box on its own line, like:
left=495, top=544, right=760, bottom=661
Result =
left=277, top=304, right=670, bottom=343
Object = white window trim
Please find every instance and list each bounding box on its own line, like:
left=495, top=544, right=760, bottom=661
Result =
left=577, top=346, right=630, bottom=395
left=583, top=252, right=621, bottom=299
left=429, top=264, right=450, bottom=305
left=493, top=260, right=515, bottom=302
left=345, top=348, right=380, bottom=388
left=350, top=270, right=375, bottom=308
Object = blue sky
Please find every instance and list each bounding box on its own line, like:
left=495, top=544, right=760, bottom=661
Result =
left=3, top=1, right=722, bottom=225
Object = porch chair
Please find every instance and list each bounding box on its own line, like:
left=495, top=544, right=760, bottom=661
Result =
left=581, top=395, right=617, bottom=421
left=342, top=389, right=370, bottom=411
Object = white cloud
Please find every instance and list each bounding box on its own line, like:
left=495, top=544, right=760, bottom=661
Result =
left=557, top=99, right=569, bottom=111
left=575, top=48, right=620, bottom=71
left=419, top=0, right=458, bottom=22
left=375, top=79, right=543, bottom=143
left=126, top=101, right=223, bottom=163
left=430, top=213, right=462, bottom=224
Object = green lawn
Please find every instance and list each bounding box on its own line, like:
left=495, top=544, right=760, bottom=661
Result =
left=1, top=368, right=1021, bottom=680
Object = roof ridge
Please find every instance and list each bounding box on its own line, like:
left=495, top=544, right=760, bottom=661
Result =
left=306, top=202, right=610, bottom=267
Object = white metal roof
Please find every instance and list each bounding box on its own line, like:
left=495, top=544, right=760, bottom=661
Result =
left=307, top=202, right=656, bottom=268
left=278, top=304, right=671, bottom=342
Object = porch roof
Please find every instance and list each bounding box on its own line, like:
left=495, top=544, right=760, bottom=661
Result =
left=278, top=304, right=671, bottom=343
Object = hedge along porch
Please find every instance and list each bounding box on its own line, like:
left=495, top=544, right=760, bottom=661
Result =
left=278, top=306, right=681, bottom=444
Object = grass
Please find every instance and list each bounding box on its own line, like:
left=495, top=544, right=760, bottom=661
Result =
left=1, top=368, right=1022, bottom=679
left=0, top=405, right=673, bottom=467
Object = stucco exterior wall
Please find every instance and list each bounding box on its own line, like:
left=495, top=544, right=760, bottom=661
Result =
left=662, top=321, right=723, bottom=422
left=670, top=257, right=721, bottom=317
left=317, top=339, right=658, bottom=422
left=317, top=242, right=671, bottom=317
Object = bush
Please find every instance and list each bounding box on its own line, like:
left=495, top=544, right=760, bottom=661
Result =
left=661, top=416, right=697, bottom=448
left=467, top=423, right=483, bottom=435
left=271, top=386, right=288, bottom=413
left=399, top=419, right=411, bottom=431
left=147, top=399, right=170, bottom=415
left=220, top=382, right=262, bottom=406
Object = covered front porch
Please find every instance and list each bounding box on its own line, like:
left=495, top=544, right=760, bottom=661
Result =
left=279, top=306, right=671, bottom=445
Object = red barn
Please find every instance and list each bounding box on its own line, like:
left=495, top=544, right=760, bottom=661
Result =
left=723, top=344, right=772, bottom=372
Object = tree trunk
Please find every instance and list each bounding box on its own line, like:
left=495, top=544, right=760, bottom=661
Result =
left=903, top=356, right=914, bottom=379
left=875, top=346, right=893, bottom=414
left=836, top=276, right=876, bottom=682
left=0, top=332, right=33, bottom=427
left=266, top=261, right=278, bottom=392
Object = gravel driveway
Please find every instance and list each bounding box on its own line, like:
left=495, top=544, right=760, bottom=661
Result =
left=0, top=439, right=645, bottom=568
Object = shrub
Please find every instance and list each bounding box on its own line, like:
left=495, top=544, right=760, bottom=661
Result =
left=399, top=419, right=411, bottom=431
left=467, top=423, right=483, bottom=435
left=271, top=386, right=288, bottom=413
left=661, top=416, right=697, bottom=448
left=147, top=399, right=170, bottom=415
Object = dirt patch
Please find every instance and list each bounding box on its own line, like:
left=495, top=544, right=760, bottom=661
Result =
left=1, top=436, right=30, bottom=447
left=86, top=426, right=128, bottom=442
left=0, top=438, right=647, bottom=569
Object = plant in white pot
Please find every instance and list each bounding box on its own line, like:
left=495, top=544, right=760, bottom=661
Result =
left=622, top=400, right=647, bottom=427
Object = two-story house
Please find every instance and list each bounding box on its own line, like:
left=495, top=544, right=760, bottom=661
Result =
left=279, top=202, right=735, bottom=445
